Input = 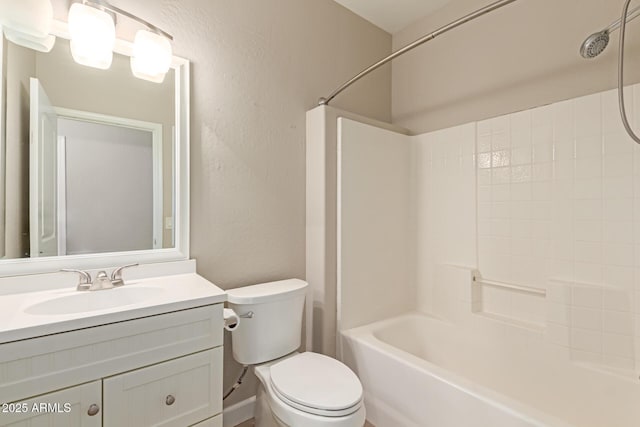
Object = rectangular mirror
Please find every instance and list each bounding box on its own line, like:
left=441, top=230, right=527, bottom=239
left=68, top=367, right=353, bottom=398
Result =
left=0, top=22, right=190, bottom=276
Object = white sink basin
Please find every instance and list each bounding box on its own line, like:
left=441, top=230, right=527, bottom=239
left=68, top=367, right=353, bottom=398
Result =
left=25, top=287, right=163, bottom=316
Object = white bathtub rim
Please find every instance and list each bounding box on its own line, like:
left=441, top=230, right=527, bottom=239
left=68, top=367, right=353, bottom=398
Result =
left=342, top=312, right=573, bottom=427
left=345, top=331, right=567, bottom=427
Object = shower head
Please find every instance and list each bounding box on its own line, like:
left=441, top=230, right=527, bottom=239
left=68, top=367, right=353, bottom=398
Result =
left=580, top=30, right=610, bottom=58
left=580, top=3, right=640, bottom=59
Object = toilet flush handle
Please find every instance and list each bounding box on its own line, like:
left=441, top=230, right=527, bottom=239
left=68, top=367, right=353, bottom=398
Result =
left=238, top=311, right=254, bottom=319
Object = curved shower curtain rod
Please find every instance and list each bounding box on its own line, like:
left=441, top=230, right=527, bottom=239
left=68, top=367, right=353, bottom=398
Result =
left=318, top=0, right=520, bottom=106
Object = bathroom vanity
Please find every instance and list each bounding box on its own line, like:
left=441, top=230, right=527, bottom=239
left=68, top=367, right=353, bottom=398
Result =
left=0, top=7, right=220, bottom=426
left=0, top=263, right=226, bottom=427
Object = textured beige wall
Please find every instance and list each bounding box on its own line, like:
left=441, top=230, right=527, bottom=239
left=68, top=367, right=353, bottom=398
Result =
left=50, top=0, right=392, bottom=408
left=177, top=0, right=390, bottom=406
left=392, top=0, right=640, bottom=134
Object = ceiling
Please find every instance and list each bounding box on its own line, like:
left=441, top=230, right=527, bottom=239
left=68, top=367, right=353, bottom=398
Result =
left=333, top=0, right=451, bottom=34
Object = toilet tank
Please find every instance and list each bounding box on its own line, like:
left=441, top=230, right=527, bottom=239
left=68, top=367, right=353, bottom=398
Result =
left=227, top=279, right=308, bottom=365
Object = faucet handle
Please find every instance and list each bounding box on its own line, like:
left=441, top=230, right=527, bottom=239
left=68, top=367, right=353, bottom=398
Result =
left=61, top=269, right=92, bottom=291
left=111, top=263, right=139, bottom=287
left=93, top=271, right=114, bottom=290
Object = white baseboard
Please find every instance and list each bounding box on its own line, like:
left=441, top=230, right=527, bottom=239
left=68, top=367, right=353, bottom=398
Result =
left=223, top=396, right=256, bottom=427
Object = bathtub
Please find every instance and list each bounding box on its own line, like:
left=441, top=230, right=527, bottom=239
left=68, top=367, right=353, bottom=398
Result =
left=341, top=312, right=640, bottom=427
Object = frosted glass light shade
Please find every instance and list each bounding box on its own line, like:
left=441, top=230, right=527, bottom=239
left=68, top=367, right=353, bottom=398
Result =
left=0, top=0, right=55, bottom=52
left=131, top=30, right=172, bottom=83
left=68, top=3, right=115, bottom=70
left=0, top=0, right=53, bottom=38
left=3, top=28, right=55, bottom=52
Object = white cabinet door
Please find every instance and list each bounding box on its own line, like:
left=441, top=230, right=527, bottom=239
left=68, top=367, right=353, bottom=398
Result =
left=190, top=414, right=222, bottom=427
left=103, top=348, right=222, bottom=427
left=0, top=381, right=101, bottom=427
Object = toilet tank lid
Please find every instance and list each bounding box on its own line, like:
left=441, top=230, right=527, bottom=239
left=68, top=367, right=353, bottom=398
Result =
left=226, top=279, right=308, bottom=304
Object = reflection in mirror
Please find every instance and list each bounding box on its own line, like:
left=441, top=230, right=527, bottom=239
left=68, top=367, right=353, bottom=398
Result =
left=3, top=36, right=175, bottom=259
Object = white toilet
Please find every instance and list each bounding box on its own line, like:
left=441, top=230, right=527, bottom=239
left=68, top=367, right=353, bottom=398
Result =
left=227, top=279, right=366, bottom=427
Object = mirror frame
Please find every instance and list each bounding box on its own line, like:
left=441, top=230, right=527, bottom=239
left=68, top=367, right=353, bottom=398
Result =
left=0, top=20, right=190, bottom=277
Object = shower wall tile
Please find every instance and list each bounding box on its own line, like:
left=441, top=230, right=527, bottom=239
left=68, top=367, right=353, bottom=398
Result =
left=571, top=286, right=602, bottom=308
left=571, top=328, right=602, bottom=354
left=477, top=89, right=637, bottom=291
left=477, top=110, right=553, bottom=288
left=547, top=281, right=572, bottom=303
left=413, top=123, right=476, bottom=316
left=552, top=100, right=574, bottom=143
left=571, top=349, right=602, bottom=364
left=604, top=289, right=632, bottom=312
left=411, top=83, right=639, bottom=373
left=574, top=93, right=602, bottom=138
left=547, top=301, right=570, bottom=325
left=603, top=90, right=630, bottom=138
left=603, top=354, right=635, bottom=371
left=603, top=332, right=634, bottom=359
left=547, top=323, right=570, bottom=347
left=574, top=263, right=603, bottom=285
left=633, top=87, right=640, bottom=382
left=571, top=306, right=602, bottom=331
left=605, top=266, right=634, bottom=289
left=473, top=86, right=639, bottom=372
left=604, top=311, right=634, bottom=335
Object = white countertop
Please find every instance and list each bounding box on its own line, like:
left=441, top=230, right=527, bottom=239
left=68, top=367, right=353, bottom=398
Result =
left=0, top=273, right=227, bottom=344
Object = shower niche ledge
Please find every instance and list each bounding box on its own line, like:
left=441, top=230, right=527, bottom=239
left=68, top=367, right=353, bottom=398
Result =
left=471, top=272, right=547, bottom=332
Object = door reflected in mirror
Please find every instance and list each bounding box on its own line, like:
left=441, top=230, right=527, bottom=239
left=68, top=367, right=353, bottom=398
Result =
left=4, top=37, right=175, bottom=259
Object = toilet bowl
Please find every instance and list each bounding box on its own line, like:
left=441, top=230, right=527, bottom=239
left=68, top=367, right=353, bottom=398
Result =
left=254, top=353, right=366, bottom=427
left=226, top=279, right=366, bottom=427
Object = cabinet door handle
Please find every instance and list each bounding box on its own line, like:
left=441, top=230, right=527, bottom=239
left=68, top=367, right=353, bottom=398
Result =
left=87, top=404, right=100, bottom=416
left=166, top=395, right=176, bottom=406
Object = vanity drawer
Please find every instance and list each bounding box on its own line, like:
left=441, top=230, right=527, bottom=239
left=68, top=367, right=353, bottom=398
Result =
left=103, top=348, right=222, bottom=427
left=1, top=381, right=101, bottom=427
left=0, top=305, right=223, bottom=403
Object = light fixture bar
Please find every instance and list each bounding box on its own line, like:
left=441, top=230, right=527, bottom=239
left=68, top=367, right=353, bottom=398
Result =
left=83, top=0, right=173, bottom=41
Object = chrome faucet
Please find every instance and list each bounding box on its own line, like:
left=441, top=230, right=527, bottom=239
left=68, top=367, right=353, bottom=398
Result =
left=61, top=269, right=93, bottom=291
left=61, top=264, right=139, bottom=291
left=93, top=271, right=114, bottom=290
left=111, top=263, right=139, bottom=287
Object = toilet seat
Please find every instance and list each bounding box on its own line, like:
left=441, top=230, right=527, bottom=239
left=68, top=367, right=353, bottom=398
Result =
left=271, top=384, right=362, bottom=417
left=269, top=352, right=363, bottom=417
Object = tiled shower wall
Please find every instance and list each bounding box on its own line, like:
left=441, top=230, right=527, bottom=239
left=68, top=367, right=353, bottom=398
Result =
left=413, top=124, right=476, bottom=317
left=477, top=89, right=637, bottom=291
left=340, top=85, right=640, bottom=374
left=475, top=87, right=639, bottom=371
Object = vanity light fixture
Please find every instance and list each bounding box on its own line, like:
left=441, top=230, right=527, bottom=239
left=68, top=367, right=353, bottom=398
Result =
left=68, top=2, right=116, bottom=69
left=68, top=0, right=174, bottom=82
left=0, top=0, right=56, bottom=52
left=131, top=29, right=173, bottom=83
